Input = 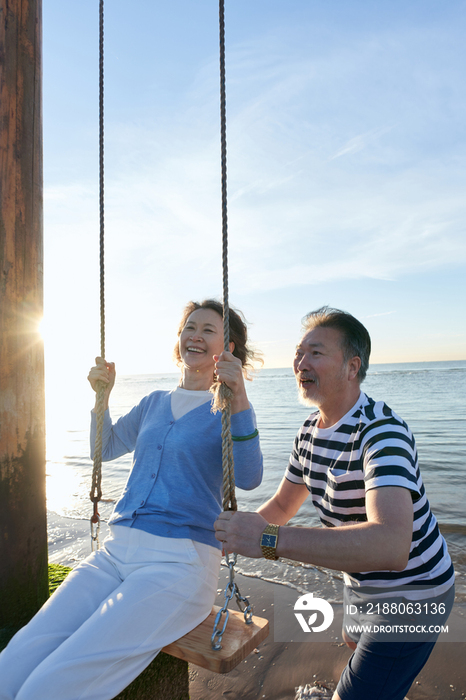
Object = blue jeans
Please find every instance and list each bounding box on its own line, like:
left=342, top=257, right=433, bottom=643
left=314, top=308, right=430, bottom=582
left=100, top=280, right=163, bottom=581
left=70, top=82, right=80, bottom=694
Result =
left=337, top=584, right=455, bottom=700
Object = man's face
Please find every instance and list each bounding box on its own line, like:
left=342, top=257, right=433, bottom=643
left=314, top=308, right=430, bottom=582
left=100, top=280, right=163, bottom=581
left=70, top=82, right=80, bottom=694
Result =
left=293, top=325, right=349, bottom=407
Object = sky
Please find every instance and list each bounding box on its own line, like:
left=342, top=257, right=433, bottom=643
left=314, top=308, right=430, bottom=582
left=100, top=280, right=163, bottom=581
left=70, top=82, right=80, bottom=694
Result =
left=41, top=0, right=466, bottom=379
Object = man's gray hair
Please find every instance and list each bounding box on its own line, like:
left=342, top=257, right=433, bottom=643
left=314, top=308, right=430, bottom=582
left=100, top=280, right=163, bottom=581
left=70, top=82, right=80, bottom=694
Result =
left=302, top=306, right=371, bottom=383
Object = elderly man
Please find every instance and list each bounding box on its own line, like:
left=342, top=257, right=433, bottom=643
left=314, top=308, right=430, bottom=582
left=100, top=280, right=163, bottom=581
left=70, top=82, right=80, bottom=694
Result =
left=214, top=306, right=454, bottom=700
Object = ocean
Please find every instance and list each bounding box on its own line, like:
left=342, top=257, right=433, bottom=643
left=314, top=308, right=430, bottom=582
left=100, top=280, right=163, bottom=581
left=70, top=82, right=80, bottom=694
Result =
left=46, top=360, right=466, bottom=603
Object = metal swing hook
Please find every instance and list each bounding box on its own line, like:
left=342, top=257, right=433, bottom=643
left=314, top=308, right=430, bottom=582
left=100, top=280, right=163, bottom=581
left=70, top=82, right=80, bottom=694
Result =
left=90, top=499, right=101, bottom=551
left=211, top=553, right=254, bottom=650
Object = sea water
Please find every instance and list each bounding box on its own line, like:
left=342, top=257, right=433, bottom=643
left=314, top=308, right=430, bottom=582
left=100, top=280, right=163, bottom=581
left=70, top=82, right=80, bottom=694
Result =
left=46, top=361, right=466, bottom=602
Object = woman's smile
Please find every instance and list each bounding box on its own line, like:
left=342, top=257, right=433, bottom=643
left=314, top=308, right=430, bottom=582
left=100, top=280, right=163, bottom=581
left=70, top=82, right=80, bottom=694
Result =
left=179, top=308, right=225, bottom=385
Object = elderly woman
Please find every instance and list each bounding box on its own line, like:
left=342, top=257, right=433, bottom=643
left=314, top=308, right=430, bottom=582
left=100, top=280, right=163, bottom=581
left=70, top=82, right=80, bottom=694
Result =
left=0, top=299, right=263, bottom=700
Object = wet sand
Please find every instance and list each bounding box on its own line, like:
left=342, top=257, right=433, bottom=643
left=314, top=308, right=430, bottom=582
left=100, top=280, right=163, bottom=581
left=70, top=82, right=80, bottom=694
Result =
left=190, top=570, right=466, bottom=700
left=47, top=515, right=466, bottom=699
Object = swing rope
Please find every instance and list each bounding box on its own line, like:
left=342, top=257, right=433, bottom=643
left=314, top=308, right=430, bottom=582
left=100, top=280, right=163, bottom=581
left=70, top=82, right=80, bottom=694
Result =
left=211, top=0, right=254, bottom=651
left=89, top=0, right=106, bottom=550
left=215, top=0, right=237, bottom=514
left=88, top=1, right=252, bottom=642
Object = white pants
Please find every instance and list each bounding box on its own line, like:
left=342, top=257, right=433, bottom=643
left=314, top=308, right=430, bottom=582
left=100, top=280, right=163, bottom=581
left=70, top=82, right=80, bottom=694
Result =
left=0, top=526, right=221, bottom=700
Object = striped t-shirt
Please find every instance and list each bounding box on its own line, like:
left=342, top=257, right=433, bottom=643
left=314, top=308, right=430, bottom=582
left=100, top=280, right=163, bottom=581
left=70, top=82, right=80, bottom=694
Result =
left=285, top=392, right=454, bottom=599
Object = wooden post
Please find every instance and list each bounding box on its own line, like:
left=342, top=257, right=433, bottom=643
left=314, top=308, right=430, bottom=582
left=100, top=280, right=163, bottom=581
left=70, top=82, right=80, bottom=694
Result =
left=0, top=0, right=48, bottom=633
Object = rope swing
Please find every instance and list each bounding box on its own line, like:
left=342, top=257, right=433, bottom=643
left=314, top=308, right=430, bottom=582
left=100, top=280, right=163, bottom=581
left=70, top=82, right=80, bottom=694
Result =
left=89, top=0, right=239, bottom=547
left=89, top=0, right=254, bottom=648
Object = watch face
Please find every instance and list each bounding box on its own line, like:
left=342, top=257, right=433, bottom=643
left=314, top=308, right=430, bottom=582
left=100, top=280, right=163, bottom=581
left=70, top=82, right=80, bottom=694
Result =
left=261, top=533, right=277, bottom=548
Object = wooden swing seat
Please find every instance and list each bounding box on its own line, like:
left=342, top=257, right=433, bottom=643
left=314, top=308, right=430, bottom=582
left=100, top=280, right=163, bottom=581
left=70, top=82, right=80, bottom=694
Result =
left=162, top=604, right=269, bottom=674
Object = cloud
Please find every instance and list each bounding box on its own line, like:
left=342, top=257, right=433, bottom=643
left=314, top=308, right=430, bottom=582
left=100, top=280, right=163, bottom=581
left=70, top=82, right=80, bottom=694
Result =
left=365, top=311, right=397, bottom=319
left=330, top=127, right=395, bottom=160
left=44, top=16, right=466, bottom=309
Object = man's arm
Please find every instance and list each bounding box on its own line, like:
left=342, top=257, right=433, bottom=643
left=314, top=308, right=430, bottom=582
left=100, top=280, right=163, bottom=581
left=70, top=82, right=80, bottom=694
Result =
left=214, top=485, right=413, bottom=573
left=257, top=476, right=310, bottom=525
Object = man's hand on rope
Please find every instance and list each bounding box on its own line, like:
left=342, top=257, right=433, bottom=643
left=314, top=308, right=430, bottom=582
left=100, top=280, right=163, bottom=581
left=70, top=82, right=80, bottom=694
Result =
left=214, top=510, right=267, bottom=558
left=214, top=350, right=249, bottom=414
left=88, top=357, right=116, bottom=410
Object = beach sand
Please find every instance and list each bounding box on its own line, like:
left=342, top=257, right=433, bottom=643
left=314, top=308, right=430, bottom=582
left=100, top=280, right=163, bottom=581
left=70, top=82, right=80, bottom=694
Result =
left=47, top=517, right=466, bottom=699
left=190, top=569, right=466, bottom=700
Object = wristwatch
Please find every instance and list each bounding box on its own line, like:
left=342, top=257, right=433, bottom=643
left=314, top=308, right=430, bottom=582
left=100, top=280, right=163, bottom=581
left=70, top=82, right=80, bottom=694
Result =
left=260, top=524, right=280, bottom=560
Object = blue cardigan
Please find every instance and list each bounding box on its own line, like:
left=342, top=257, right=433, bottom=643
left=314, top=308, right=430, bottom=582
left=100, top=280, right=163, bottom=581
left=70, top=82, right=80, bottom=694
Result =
left=90, top=390, right=263, bottom=549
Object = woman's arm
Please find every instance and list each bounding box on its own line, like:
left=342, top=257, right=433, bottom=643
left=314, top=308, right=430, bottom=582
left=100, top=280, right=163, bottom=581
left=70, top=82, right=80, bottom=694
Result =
left=90, top=409, right=138, bottom=462
left=213, top=350, right=263, bottom=489
left=229, top=405, right=263, bottom=490
left=88, top=358, right=143, bottom=461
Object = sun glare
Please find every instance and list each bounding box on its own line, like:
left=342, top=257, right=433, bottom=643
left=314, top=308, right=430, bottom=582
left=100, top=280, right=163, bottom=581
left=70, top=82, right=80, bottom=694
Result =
left=38, top=316, right=49, bottom=342
left=46, top=462, right=83, bottom=515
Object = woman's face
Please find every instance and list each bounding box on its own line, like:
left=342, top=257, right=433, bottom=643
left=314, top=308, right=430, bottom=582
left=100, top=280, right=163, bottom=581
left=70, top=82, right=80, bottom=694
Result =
left=178, top=308, right=226, bottom=373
